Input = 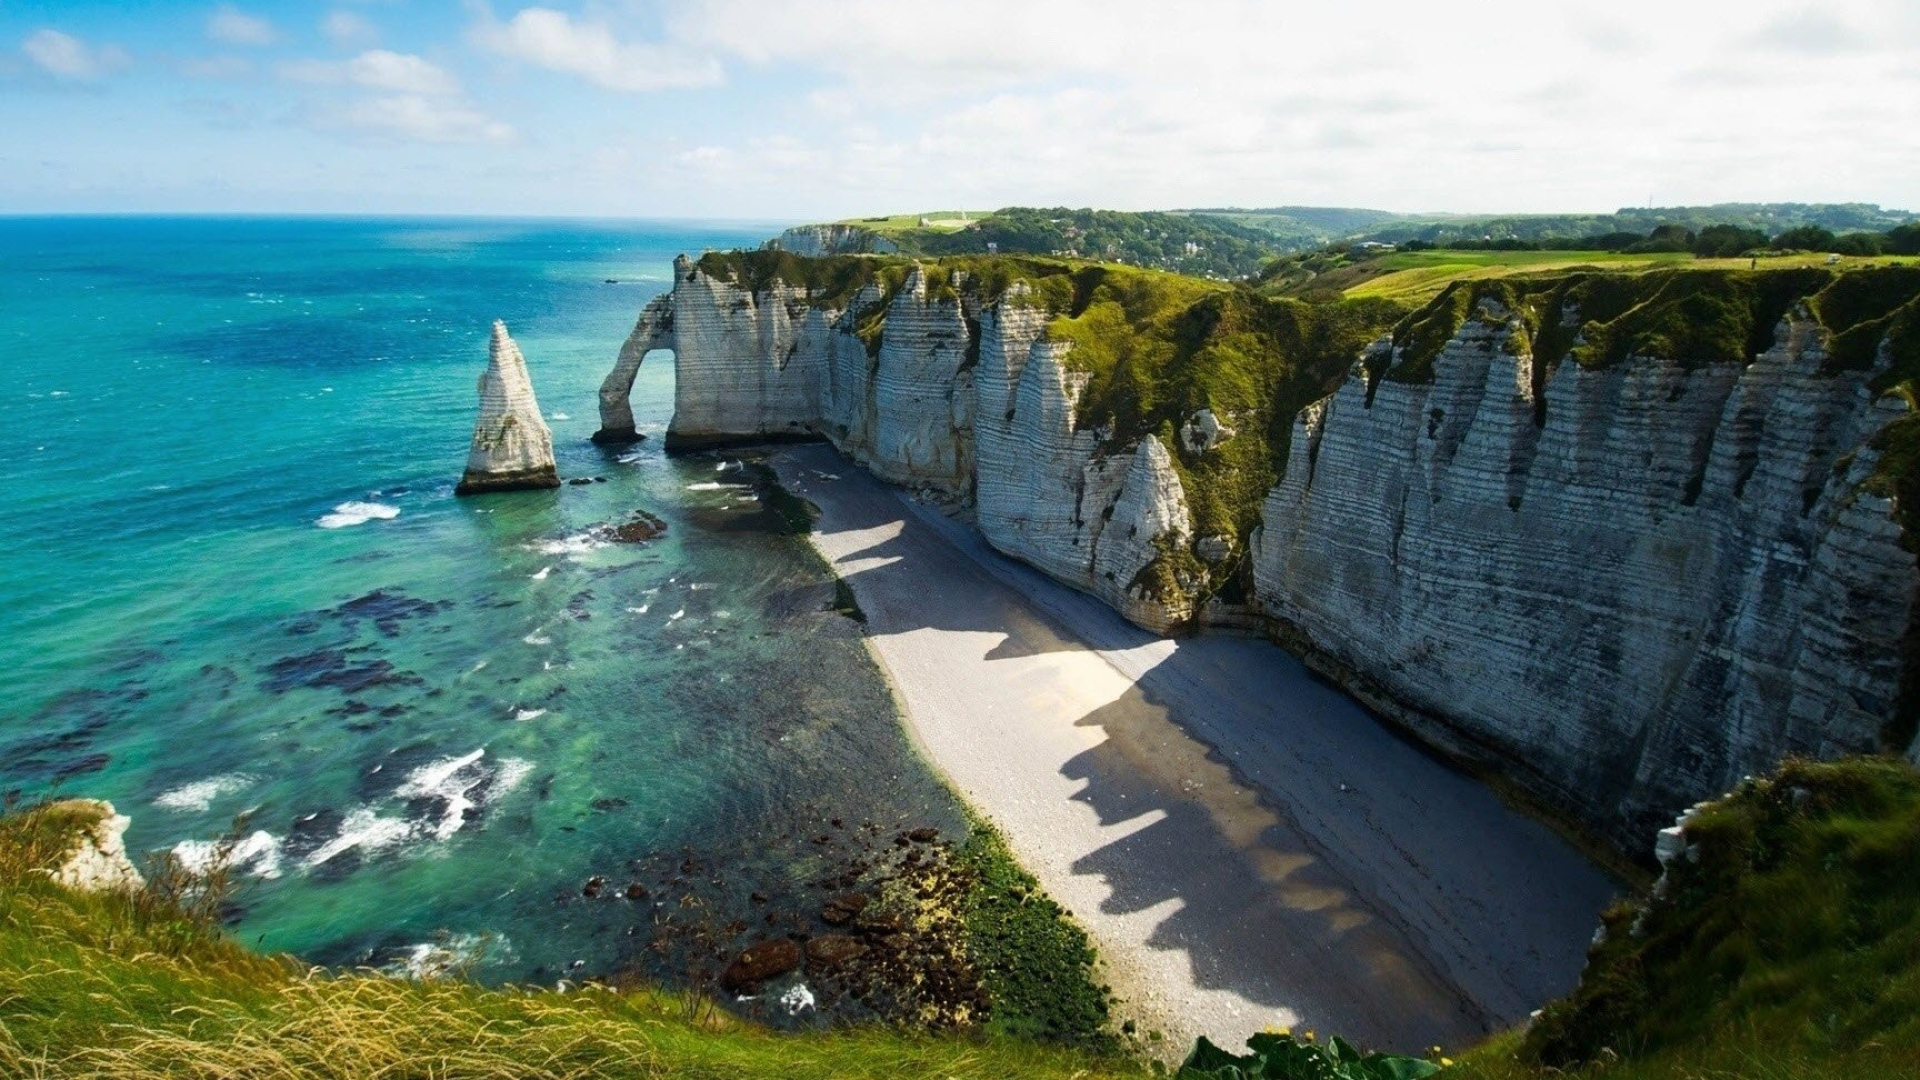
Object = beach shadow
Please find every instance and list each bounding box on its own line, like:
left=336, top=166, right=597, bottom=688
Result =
left=768, top=443, right=1619, bottom=1052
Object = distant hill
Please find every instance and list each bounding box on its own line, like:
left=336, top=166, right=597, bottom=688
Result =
left=765, top=203, right=1920, bottom=279
left=1202, top=202, right=1920, bottom=248
left=772, top=207, right=1289, bottom=279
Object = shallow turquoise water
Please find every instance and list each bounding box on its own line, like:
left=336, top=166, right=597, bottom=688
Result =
left=0, top=217, right=964, bottom=1002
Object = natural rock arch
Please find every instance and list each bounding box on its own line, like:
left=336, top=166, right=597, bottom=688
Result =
left=593, top=291, right=675, bottom=444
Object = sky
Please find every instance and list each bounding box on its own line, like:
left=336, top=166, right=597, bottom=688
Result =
left=2, top=0, right=1917, bottom=221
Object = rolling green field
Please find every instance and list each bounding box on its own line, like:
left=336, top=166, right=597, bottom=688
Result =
left=1327, top=250, right=1920, bottom=304
left=834, top=211, right=991, bottom=234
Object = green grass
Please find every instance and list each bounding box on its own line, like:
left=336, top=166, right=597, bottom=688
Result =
left=1448, top=757, right=1920, bottom=1080
left=1330, top=251, right=1920, bottom=306
left=13, top=759, right=1920, bottom=1080
left=0, top=801, right=1144, bottom=1080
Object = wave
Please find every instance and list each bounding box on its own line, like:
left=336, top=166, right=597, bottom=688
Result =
left=686, top=482, right=750, bottom=492
left=173, top=829, right=284, bottom=880
left=512, top=708, right=546, bottom=722
left=155, top=773, right=255, bottom=813
left=317, top=501, right=400, bottom=529
left=386, top=932, right=511, bottom=980
left=550, top=412, right=570, bottom=421
left=531, top=566, right=553, bottom=581
left=528, top=532, right=610, bottom=557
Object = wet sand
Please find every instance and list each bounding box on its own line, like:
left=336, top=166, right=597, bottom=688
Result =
left=771, top=444, right=1619, bottom=1054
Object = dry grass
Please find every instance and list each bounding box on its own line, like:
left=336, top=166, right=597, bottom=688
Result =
left=0, top=802, right=1140, bottom=1080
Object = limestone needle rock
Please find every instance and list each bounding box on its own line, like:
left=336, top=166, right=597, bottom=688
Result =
left=456, top=321, right=561, bottom=495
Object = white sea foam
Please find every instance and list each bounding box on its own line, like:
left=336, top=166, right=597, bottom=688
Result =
left=627, top=604, right=650, bottom=615
left=513, top=708, right=547, bottom=722
left=303, top=748, right=526, bottom=867
left=317, top=501, right=400, bottom=529
left=529, top=532, right=609, bottom=557
left=686, top=481, right=750, bottom=492
left=397, top=749, right=489, bottom=842
left=388, top=933, right=502, bottom=980
left=173, top=829, right=284, bottom=880
left=550, top=411, right=570, bottom=421
left=669, top=609, right=685, bottom=620
left=531, top=566, right=553, bottom=581
left=780, top=984, right=816, bottom=1014
left=523, top=631, right=551, bottom=646
left=155, top=773, right=254, bottom=813
left=305, top=808, right=415, bottom=866
left=493, top=758, right=534, bottom=796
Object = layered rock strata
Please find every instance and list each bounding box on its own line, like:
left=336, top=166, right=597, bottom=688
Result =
left=1252, top=299, right=1916, bottom=845
left=597, top=260, right=1920, bottom=846
left=457, top=320, right=560, bottom=495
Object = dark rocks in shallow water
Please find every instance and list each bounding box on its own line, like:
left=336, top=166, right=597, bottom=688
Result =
left=52, top=753, right=110, bottom=780
left=567, top=477, right=595, bottom=486
left=907, top=827, right=938, bottom=843
left=590, top=797, right=629, bottom=812
left=805, top=934, right=867, bottom=971
left=261, top=648, right=423, bottom=695
left=331, top=589, right=452, bottom=636
left=608, top=511, right=667, bottom=543
left=819, top=893, right=869, bottom=926
left=582, top=876, right=606, bottom=899
left=624, top=882, right=649, bottom=901
left=719, top=938, right=802, bottom=993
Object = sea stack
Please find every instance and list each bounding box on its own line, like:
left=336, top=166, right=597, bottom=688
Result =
left=455, top=320, right=561, bottom=496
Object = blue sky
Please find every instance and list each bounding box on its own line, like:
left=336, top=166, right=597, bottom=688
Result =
left=3, top=0, right=1917, bottom=219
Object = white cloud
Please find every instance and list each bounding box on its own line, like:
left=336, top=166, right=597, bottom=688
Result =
left=207, top=5, right=280, bottom=48
left=322, top=11, right=379, bottom=48
left=284, top=50, right=462, bottom=96
left=471, top=7, right=722, bottom=92
left=312, top=94, right=515, bottom=144
left=21, top=29, right=130, bottom=81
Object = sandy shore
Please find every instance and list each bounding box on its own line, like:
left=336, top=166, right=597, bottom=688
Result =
left=771, top=444, right=1618, bottom=1055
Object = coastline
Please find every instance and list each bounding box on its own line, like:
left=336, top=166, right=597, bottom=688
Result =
left=768, top=443, right=1621, bottom=1055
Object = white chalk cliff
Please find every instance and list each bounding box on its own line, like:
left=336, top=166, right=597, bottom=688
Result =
left=596, top=258, right=1920, bottom=848
left=458, top=320, right=560, bottom=495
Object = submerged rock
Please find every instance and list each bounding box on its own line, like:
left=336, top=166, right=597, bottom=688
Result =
left=456, top=321, right=561, bottom=496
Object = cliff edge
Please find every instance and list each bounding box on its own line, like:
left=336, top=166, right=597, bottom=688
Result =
left=595, top=253, right=1920, bottom=851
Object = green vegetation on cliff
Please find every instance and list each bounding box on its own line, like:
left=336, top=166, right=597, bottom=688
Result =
left=694, top=249, right=1405, bottom=599
left=1451, top=756, right=1920, bottom=1080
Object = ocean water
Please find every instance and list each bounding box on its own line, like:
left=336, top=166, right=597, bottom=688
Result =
left=0, top=217, right=965, bottom=1003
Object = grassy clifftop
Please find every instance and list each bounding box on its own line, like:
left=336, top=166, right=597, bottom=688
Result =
left=1453, top=757, right=1920, bottom=1080
left=10, top=759, right=1920, bottom=1079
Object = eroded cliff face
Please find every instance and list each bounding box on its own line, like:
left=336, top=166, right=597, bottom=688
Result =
left=596, top=258, right=1202, bottom=631
left=597, top=259, right=1920, bottom=846
left=1252, top=298, right=1917, bottom=845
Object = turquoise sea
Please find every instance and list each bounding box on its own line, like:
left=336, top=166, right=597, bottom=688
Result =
left=0, top=217, right=965, bottom=1008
